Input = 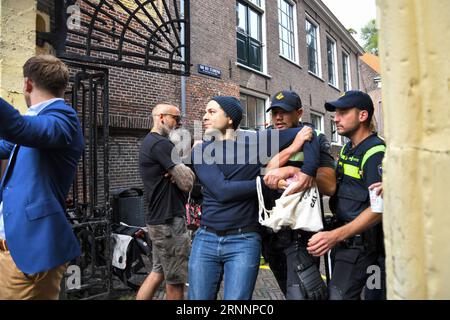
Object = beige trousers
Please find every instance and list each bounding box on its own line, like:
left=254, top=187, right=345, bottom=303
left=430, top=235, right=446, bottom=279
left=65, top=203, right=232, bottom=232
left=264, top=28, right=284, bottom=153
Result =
left=0, top=248, right=67, bottom=300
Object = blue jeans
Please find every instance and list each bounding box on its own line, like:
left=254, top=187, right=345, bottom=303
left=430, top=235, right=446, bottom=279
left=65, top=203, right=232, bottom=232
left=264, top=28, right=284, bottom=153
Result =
left=188, top=227, right=261, bottom=300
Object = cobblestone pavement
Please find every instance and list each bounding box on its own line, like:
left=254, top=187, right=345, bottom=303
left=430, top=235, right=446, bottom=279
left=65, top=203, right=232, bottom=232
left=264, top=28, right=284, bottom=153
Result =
left=216, top=265, right=285, bottom=300
left=111, top=263, right=286, bottom=300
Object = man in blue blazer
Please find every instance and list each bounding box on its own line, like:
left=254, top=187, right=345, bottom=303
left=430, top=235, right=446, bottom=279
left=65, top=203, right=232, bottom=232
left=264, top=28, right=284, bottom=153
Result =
left=0, top=55, right=84, bottom=299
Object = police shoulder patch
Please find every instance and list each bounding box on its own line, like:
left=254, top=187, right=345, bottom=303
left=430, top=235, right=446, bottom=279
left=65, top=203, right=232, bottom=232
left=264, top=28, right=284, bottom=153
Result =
left=378, top=164, right=383, bottom=177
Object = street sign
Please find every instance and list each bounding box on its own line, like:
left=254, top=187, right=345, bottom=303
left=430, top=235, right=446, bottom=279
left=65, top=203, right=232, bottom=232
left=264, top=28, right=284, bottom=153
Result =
left=198, top=64, right=221, bottom=79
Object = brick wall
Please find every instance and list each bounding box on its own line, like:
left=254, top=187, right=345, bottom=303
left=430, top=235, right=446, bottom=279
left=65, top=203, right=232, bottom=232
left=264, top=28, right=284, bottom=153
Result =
left=190, top=0, right=364, bottom=145
left=184, top=74, right=240, bottom=131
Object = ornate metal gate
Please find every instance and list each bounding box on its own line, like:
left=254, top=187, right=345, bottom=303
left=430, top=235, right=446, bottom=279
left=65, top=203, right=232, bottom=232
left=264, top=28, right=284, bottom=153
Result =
left=61, top=63, right=111, bottom=299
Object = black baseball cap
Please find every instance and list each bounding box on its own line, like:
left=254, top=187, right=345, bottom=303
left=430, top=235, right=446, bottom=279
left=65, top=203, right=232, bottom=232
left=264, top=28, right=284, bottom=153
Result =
left=325, top=90, right=374, bottom=118
left=267, top=90, right=302, bottom=112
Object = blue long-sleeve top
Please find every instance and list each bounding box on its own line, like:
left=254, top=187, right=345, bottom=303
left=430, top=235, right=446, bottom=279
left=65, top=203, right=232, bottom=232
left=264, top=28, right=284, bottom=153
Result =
left=192, top=127, right=320, bottom=230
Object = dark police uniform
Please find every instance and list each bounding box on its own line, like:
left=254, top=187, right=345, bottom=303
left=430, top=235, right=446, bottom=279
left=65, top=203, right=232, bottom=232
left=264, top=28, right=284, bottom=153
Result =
left=262, top=123, right=335, bottom=300
left=328, top=133, right=385, bottom=300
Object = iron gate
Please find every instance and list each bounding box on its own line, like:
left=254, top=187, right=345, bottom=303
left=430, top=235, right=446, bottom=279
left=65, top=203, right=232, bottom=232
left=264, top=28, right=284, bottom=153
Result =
left=61, top=62, right=111, bottom=299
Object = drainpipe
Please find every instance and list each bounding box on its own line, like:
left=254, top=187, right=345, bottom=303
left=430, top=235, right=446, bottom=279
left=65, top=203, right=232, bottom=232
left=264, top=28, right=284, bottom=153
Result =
left=180, top=0, right=187, bottom=117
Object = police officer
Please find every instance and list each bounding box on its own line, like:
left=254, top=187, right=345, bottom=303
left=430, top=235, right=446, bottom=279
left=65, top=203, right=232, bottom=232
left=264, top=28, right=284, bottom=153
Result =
left=307, top=91, right=385, bottom=300
left=262, top=90, right=336, bottom=300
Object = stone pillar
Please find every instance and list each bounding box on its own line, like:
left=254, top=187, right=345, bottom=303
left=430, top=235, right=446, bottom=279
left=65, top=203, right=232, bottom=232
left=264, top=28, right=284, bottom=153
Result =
left=0, top=0, right=37, bottom=112
left=377, top=0, right=450, bottom=299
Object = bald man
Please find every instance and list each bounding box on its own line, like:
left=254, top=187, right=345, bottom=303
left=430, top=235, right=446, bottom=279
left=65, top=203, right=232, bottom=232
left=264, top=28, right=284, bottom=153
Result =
left=137, top=102, right=194, bottom=300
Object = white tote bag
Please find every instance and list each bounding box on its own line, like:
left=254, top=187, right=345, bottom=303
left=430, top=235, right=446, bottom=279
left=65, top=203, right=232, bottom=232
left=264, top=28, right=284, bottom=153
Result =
left=256, top=176, right=323, bottom=233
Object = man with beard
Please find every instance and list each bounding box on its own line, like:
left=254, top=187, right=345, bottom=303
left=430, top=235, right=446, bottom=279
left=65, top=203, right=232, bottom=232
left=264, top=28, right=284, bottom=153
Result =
left=137, top=103, right=194, bottom=300
left=307, top=91, right=385, bottom=300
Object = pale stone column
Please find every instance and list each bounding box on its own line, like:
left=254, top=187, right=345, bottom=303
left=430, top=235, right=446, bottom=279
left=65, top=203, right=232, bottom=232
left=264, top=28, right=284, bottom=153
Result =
left=0, top=0, right=37, bottom=112
left=377, top=0, right=450, bottom=299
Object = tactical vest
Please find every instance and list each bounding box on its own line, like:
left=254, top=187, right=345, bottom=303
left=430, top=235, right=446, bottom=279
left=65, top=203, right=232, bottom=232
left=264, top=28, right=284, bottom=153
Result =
left=331, top=134, right=385, bottom=222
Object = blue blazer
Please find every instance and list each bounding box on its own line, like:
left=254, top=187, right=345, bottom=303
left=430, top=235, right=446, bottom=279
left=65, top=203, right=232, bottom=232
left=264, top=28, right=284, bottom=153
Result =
left=0, top=98, right=84, bottom=274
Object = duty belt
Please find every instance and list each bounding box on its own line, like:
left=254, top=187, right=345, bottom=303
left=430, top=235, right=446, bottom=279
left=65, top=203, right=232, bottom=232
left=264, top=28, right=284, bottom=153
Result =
left=342, top=234, right=365, bottom=249
left=337, top=220, right=379, bottom=251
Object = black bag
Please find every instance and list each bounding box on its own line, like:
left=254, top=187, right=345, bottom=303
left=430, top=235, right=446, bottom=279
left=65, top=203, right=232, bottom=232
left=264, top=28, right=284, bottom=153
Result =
left=111, top=224, right=151, bottom=290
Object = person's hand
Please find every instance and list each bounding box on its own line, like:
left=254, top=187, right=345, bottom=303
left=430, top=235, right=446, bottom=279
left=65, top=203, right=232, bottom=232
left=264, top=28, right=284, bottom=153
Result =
left=369, top=182, right=383, bottom=198
left=284, top=171, right=314, bottom=195
left=307, top=231, right=339, bottom=257
left=164, top=172, right=176, bottom=184
left=291, top=126, right=313, bottom=150
left=277, top=179, right=288, bottom=189
left=264, top=168, right=288, bottom=189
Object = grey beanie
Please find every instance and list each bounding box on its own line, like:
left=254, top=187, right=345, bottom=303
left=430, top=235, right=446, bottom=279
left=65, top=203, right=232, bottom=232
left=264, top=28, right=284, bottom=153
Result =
left=211, top=96, right=243, bottom=129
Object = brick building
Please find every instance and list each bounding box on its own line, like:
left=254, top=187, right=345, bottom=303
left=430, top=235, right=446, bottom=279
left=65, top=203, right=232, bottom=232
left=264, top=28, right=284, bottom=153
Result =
left=34, top=0, right=364, bottom=200
left=360, top=52, right=383, bottom=136
left=187, top=0, right=365, bottom=157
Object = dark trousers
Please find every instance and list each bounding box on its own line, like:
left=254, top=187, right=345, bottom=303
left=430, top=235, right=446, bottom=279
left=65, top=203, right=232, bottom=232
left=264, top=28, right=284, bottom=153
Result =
left=328, top=244, right=379, bottom=300
left=262, top=229, right=321, bottom=299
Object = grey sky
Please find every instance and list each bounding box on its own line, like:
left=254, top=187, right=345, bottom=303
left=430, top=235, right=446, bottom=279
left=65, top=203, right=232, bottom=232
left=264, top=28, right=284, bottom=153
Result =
left=321, top=0, right=377, bottom=45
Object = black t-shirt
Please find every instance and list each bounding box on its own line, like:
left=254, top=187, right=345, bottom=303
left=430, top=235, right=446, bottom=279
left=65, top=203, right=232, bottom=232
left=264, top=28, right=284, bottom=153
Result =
left=139, top=132, right=186, bottom=225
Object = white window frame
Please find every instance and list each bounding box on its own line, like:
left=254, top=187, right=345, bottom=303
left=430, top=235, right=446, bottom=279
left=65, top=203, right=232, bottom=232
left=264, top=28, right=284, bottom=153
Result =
left=240, top=88, right=270, bottom=130
left=342, top=50, right=352, bottom=91
left=326, top=36, right=339, bottom=88
left=277, top=0, right=299, bottom=64
left=310, top=111, right=324, bottom=133
left=236, top=0, right=268, bottom=75
left=305, top=14, right=322, bottom=78
left=330, top=119, right=342, bottom=146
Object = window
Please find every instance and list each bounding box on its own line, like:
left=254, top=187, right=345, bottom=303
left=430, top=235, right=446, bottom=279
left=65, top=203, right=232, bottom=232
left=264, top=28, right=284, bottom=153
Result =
left=342, top=51, right=351, bottom=91
left=240, top=93, right=267, bottom=130
left=278, top=0, right=297, bottom=62
left=331, top=120, right=341, bottom=144
left=327, top=37, right=338, bottom=87
left=306, top=18, right=321, bottom=76
left=310, top=112, right=323, bottom=132
left=236, top=1, right=263, bottom=71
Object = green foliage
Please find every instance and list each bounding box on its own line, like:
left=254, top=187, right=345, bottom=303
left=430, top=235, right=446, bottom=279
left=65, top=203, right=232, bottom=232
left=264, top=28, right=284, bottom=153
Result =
left=361, top=19, right=378, bottom=55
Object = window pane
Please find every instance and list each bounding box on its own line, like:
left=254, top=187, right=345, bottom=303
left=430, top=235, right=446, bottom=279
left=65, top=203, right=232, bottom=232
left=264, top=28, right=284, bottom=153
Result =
left=279, top=1, right=295, bottom=61
left=311, top=113, right=322, bottom=131
left=236, top=2, right=247, bottom=33
left=343, top=53, right=349, bottom=91
left=247, top=96, right=257, bottom=128
left=249, top=9, right=261, bottom=41
left=306, top=20, right=318, bottom=74
left=249, top=40, right=262, bottom=70
left=236, top=2, right=263, bottom=70
left=237, top=32, right=248, bottom=63
left=250, top=0, right=261, bottom=7
left=331, top=120, right=338, bottom=143
left=240, top=95, right=248, bottom=127
left=327, top=38, right=336, bottom=85
left=256, top=98, right=266, bottom=129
